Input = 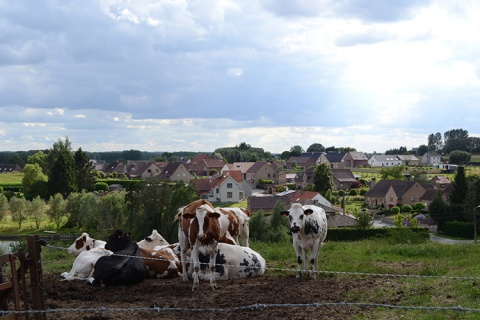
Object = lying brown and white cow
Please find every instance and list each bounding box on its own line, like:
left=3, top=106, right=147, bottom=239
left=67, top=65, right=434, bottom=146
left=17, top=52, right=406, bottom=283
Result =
left=62, top=230, right=178, bottom=281
left=67, top=233, right=106, bottom=255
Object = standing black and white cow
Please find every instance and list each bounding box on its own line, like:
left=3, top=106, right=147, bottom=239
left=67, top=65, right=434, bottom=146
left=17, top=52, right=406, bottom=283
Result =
left=87, top=230, right=145, bottom=286
left=281, top=203, right=328, bottom=279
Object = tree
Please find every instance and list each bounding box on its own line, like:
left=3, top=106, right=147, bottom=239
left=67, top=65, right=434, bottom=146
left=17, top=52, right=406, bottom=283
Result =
left=289, top=145, right=304, bottom=157
left=22, top=163, right=48, bottom=200
left=417, top=145, right=428, bottom=156
left=47, top=193, right=67, bottom=229
left=429, top=191, right=449, bottom=223
left=380, top=165, right=406, bottom=180
left=449, top=150, right=471, bottom=164
left=427, top=132, right=443, bottom=151
left=444, top=128, right=468, bottom=142
left=410, top=168, right=428, bottom=183
left=313, top=163, right=333, bottom=196
left=444, top=138, right=470, bottom=154
left=0, top=193, right=8, bottom=221
left=27, top=196, right=47, bottom=229
left=306, top=143, right=325, bottom=153
left=97, top=192, right=128, bottom=230
left=9, top=196, right=28, bottom=229
left=449, top=166, right=467, bottom=206
left=47, top=138, right=75, bottom=197
left=74, top=148, right=95, bottom=192
left=355, top=210, right=372, bottom=229
left=27, top=151, right=48, bottom=173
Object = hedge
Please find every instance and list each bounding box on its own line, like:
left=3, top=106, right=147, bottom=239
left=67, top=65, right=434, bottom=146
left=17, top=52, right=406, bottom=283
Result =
left=326, top=227, right=430, bottom=242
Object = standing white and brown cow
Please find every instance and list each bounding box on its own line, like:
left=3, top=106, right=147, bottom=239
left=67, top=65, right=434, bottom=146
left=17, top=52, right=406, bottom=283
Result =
left=177, top=200, right=243, bottom=284
left=219, top=207, right=250, bottom=247
left=281, top=203, right=328, bottom=279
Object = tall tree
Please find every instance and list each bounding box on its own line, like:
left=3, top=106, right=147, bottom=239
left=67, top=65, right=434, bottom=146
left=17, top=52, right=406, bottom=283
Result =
left=48, top=149, right=75, bottom=197
left=444, top=128, right=468, bottom=142
left=313, top=163, right=333, bottom=196
left=9, top=196, right=28, bottom=229
left=289, top=145, right=304, bottom=157
left=449, top=166, right=467, bottom=205
left=0, top=193, right=9, bottom=222
left=27, top=151, right=48, bottom=173
left=74, top=148, right=95, bottom=192
left=427, top=132, right=443, bottom=152
left=306, top=143, right=325, bottom=153
left=47, top=193, right=67, bottom=229
left=22, top=163, right=48, bottom=200
left=27, top=196, right=47, bottom=229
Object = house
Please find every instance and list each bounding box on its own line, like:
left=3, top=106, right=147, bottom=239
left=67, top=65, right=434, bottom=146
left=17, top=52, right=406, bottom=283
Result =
left=286, top=156, right=316, bottom=169
left=363, top=180, right=428, bottom=208
left=397, top=155, right=420, bottom=166
left=287, top=190, right=332, bottom=207
left=301, top=152, right=323, bottom=165
left=342, top=151, right=369, bottom=168
left=221, top=162, right=256, bottom=181
left=156, top=162, right=194, bottom=183
left=430, top=176, right=451, bottom=190
left=245, top=162, right=278, bottom=188
left=422, top=152, right=442, bottom=166
left=331, top=169, right=357, bottom=190
left=90, top=160, right=105, bottom=171
left=191, top=170, right=245, bottom=203
left=187, top=154, right=225, bottom=176
left=126, top=161, right=162, bottom=179
left=368, top=155, right=402, bottom=167
left=320, top=152, right=347, bottom=169
left=294, top=167, right=315, bottom=190
left=0, top=164, right=23, bottom=173
left=103, top=161, right=126, bottom=175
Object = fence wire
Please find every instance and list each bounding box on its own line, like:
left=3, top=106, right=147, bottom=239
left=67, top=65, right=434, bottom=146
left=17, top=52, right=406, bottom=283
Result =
left=7, top=242, right=474, bottom=317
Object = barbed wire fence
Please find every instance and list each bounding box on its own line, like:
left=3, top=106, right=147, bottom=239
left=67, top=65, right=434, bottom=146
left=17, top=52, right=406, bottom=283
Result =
left=3, top=241, right=480, bottom=318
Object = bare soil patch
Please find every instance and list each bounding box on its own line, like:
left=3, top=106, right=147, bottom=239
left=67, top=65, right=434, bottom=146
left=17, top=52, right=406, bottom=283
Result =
left=38, top=272, right=393, bottom=320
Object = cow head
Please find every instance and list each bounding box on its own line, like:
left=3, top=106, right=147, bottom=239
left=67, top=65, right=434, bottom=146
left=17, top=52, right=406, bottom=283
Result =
left=280, top=203, right=313, bottom=234
left=193, top=204, right=221, bottom=243
left=67, top=232, right=96, bottom=254
left=137, top=230, right=169, bottom=249
left=105, top=230, right=132, bottom=252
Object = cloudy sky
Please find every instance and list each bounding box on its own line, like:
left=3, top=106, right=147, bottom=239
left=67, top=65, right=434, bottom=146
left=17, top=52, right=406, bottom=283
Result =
left=1, top=0, right=479, bottom=154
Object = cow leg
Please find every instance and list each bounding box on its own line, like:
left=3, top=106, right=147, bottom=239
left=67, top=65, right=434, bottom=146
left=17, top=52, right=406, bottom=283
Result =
left=209, top=247, right=217, bottom=290
left=293, top=241, right=303, bottom=279
left=191, top=247, right=200, bottom=291
left=309, top=242, right=321, bottom=279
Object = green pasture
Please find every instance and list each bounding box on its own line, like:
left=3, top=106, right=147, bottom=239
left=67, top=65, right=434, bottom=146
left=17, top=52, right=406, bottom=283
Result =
left=20, top=236, right=480, bottom=319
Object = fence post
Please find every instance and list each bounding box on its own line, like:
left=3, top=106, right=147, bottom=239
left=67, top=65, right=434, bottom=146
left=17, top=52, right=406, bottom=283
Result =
left=26, top=236, right=46, bottom=320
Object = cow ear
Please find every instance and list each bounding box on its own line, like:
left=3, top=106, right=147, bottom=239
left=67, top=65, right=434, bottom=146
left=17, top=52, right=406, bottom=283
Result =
left=280, top=210, right=289, bottom=217
left=208, top=211, right=221, bottom=219
left=183, top=213, right=194, bottom=220
left=304, top=209, right=314, bottom=215
left=125, top=232, right=131, bottom=239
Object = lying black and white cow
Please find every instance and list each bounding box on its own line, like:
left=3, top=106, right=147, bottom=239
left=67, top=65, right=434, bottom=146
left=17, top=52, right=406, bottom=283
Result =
left=281, top=203, right=328, bottom=279
left=194, top=242, right=265, bottom=281
left=87, top=230, right=145, bottom=286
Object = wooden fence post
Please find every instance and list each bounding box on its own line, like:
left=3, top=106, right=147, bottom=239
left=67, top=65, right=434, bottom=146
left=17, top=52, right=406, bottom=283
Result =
left=26, top=236, right=46, bottom=320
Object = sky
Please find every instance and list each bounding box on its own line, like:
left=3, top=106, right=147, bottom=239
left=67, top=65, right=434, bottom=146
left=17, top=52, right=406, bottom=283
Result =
left=1, top=0, right=479, bottom=155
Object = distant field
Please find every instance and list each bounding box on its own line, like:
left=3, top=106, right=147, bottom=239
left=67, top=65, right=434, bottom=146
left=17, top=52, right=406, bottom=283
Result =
left=0, top=172, right=23, bottom=186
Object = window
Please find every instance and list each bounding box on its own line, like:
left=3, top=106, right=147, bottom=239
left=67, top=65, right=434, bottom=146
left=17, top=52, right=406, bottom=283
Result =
left=216, top=188, right=219, bottom=194
left=227, top=192, right=233, bottom=199
left=411, top=196, right=416, bottom=201
left=390, top=195, right=393, bottom=202
left=227, top=183, right=232, bottom=188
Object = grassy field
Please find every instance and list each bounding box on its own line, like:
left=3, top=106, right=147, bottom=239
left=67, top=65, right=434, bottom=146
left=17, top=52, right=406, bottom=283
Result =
left=17, top=236, right=480, bottom=319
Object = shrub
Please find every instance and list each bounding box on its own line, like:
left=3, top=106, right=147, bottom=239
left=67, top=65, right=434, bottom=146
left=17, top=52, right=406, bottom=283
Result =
left=390, top=206, right=400, bottom=215
left=413, top=202, right=425, bottom=211
left=95, top=182, right=109, bottom=192
left=355, top=210, right=372, bottom=229
left=348, top=189, right=357, bottom=196
left=401, top=205, right=412, bottom=213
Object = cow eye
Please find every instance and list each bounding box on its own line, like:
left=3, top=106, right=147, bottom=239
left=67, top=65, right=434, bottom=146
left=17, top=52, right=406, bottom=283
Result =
left=300, top=215, right=304, bottom=220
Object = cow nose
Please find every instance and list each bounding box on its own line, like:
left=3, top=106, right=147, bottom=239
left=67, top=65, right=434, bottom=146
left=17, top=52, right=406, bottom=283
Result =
left=197, top=233, right=206, bottom=241
left=291, top=226, right=300, bottom=233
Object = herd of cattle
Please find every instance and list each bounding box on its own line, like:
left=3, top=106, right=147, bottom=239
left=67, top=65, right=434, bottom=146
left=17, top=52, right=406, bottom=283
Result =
left=60, top=199, right=328, bottom=291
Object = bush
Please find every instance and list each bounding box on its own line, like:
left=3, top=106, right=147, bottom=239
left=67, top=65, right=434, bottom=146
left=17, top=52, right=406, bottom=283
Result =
left=94, top=182, right=109, bottom=192
left=401, top=205, right=412, bottom=213
left=437, top=220, right=474, bottom=239
left=390, top=206, right=400, bottom=215
left=348, top=189, right=357, bottom=196
left=326, top=227, right=429, bottom=242
left=413, top=202, right=425, bottom=211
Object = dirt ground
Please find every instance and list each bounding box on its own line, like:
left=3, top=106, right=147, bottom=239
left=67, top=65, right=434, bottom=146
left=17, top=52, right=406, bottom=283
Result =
left=33, top=271, right=394, bottom=320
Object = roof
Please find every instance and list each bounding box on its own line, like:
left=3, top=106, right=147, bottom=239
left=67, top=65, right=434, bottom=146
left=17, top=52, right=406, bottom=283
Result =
left=246, top=161, right=269, bottom=173
left=192, top=173, right=242, bottom=194
left=363, top=180, right=422, bottom=198
left=301, top=152, right=323, bottom=161
left=369, top=155, right=401, bottom=162
left=397, top=155, right=419, bottom=161
left=331, top=169, right=357, bottom=182
left=347, top=151, right=368, bottom=160
left=0, top=164, right=23, bottom=173
left=324, top=152, right=346, bottom=163
left=247, top=195, right=292, bottom=213
left=157, top=162, right=185, bottom=179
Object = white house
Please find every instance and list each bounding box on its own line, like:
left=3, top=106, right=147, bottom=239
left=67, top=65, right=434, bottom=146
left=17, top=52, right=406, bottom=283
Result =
left=368, top=155, right=403, bottom=167
left=422, top=152, right=442, bottom=166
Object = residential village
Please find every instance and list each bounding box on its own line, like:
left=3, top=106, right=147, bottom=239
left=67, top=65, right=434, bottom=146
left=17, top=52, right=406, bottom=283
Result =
left=0, top=150, right=453, bottom=229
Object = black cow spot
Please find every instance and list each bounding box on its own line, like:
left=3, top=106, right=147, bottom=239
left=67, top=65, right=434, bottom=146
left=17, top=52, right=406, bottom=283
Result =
left=304, top=220, right=320, bottom=235
left=199, top=250, right=226, bottom=276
